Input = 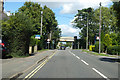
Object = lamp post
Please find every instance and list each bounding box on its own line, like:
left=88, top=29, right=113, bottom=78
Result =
left=41, top=11, right=43, bottom=36
left=99, top=2, right=101, bottom=54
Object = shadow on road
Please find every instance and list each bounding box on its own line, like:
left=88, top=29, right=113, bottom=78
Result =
left=99, top=57, right=120, bottom=63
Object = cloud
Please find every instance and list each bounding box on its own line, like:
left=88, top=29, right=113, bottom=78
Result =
left=39, top=0, right=113, bottom=14
left=60, top=0, right=113, bottom=14
left=58, top=24, right=80, bottom=38
left=5, top=0, right=113, bottom=14
left=40, top=2, right=64, bottom=9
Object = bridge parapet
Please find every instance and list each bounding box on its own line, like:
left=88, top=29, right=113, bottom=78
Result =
left=59, top=37, right=74, bottom=42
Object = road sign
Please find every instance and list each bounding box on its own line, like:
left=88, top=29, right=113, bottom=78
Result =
left=35, top=35, right=40, bottom=39
left=47, top=39, right=50, bottom=42
left=47, top=42, right=50, bottom=43
left=96, top=36, right=99, bottom=40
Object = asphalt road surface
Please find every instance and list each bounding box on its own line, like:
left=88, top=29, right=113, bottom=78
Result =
left=19, top=49, right=119, bottom=80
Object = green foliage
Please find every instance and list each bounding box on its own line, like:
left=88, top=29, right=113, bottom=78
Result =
left=107, top=45, right=120, bottom=55
left=29, top=35, right=38, bottom=46
left=73, top=7, right=99, bottom=46
left=18, top=2, right=42, bottom=34
left=103, top=34, right=112, bottom=47
left=94, top=41, right=104, bottom=53
left=110, top=32, right=118, bottom=45
left=2, top=12, right=33, bottom=57
left=94, top=6, right=117, bottom=34
left=113, top=2, right=120, bottom=32
left=18, top=2, right=61, bottom=49
left=65, top=42, right=72, bottom=47
left=117, top=32, right=120, bottom=45
left=73, top=6, right=118, bottom=49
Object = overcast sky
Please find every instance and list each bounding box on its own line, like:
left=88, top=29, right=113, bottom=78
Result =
left=4, top=0, right=113, bottom=38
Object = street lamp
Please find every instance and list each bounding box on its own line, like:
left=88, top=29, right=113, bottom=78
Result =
left=99, top=2, right=102, bottom=54
left=41, top=11, right=43, bottom=36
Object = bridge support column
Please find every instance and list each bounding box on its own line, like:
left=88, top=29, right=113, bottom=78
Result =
left=57, top=42, right=60, bottom=49
left=72, top=42, right=74, bottom=49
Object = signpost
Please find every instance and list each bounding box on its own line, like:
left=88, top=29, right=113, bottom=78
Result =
left=35, top=35, right=40, bottom=39
left=96, top=36, right=99, bottom=40
left=47, top=39, right=50, bottom=49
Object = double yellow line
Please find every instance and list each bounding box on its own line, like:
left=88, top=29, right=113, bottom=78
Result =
left=23, top=51, right=57, bottom=80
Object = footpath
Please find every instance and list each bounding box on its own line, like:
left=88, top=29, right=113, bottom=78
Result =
left=2, top=50, right=56, bottom=79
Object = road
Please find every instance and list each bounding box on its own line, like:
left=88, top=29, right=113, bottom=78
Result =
left=19, top=49, right=119, bottom=80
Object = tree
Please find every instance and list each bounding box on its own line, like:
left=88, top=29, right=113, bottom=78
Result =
left=65, top=42, right=72, bottom=48
left=18, top=2, right=42, bottom=35
left=110, top=32, right=118, bottom=45
left=18, top=2, right=61, bottom=49
left=94, top=6, right=117, bottom=34
left=103, top=34, right=112, bottom=49
left=73, top=7, right=98, bottom=46
left=2, top=12, right=33, bottom=57
left=112, top=2, right=120, bottom=45
left=113, top=2, right=120, bottom=32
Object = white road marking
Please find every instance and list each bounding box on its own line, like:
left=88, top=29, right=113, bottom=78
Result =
left=81, top=60, right=89, bottom=65
left=76, top=56, right=80, bottom=59
left=73, top=54, right=75, bottom=56
left=92, top=68, right=110, bottom=80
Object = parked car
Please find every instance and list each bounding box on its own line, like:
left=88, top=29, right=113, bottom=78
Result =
left=0, top=43, right=6, bottom=58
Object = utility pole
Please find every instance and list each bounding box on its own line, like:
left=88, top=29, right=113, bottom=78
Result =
left=41, top=11, right=43, bottom=36
left=99, top=2, right=102, bottom=54
left=0, top=0, right=4, bottom=41
left=50, top=31, right=52, bottom=40
left=86, top=14, right=88, bottom=50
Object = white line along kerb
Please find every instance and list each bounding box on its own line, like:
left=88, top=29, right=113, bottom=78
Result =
left=81, top=60, right=89, bottom=65
left=92, top=68, right=110, bottom=80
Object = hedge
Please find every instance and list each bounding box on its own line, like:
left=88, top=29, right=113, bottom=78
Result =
left=107, top=45, right=120, bottom=55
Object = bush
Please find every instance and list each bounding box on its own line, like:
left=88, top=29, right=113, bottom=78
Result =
left=2, top=13, right=33, bottom=57
left=107, top=45, right=120, bottom=55
left=94, top=41, right=104, bottom=53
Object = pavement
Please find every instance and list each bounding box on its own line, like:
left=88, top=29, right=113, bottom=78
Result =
left=17, top=49, right=119, bottom=80
left=2, top=50, right=56, bottom=79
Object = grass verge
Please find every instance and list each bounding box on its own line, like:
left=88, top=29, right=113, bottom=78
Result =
left=82, top=49, right=118, bottom=57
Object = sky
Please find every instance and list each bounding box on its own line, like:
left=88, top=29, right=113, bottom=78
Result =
left=4, top=0, right=114, bottom=38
